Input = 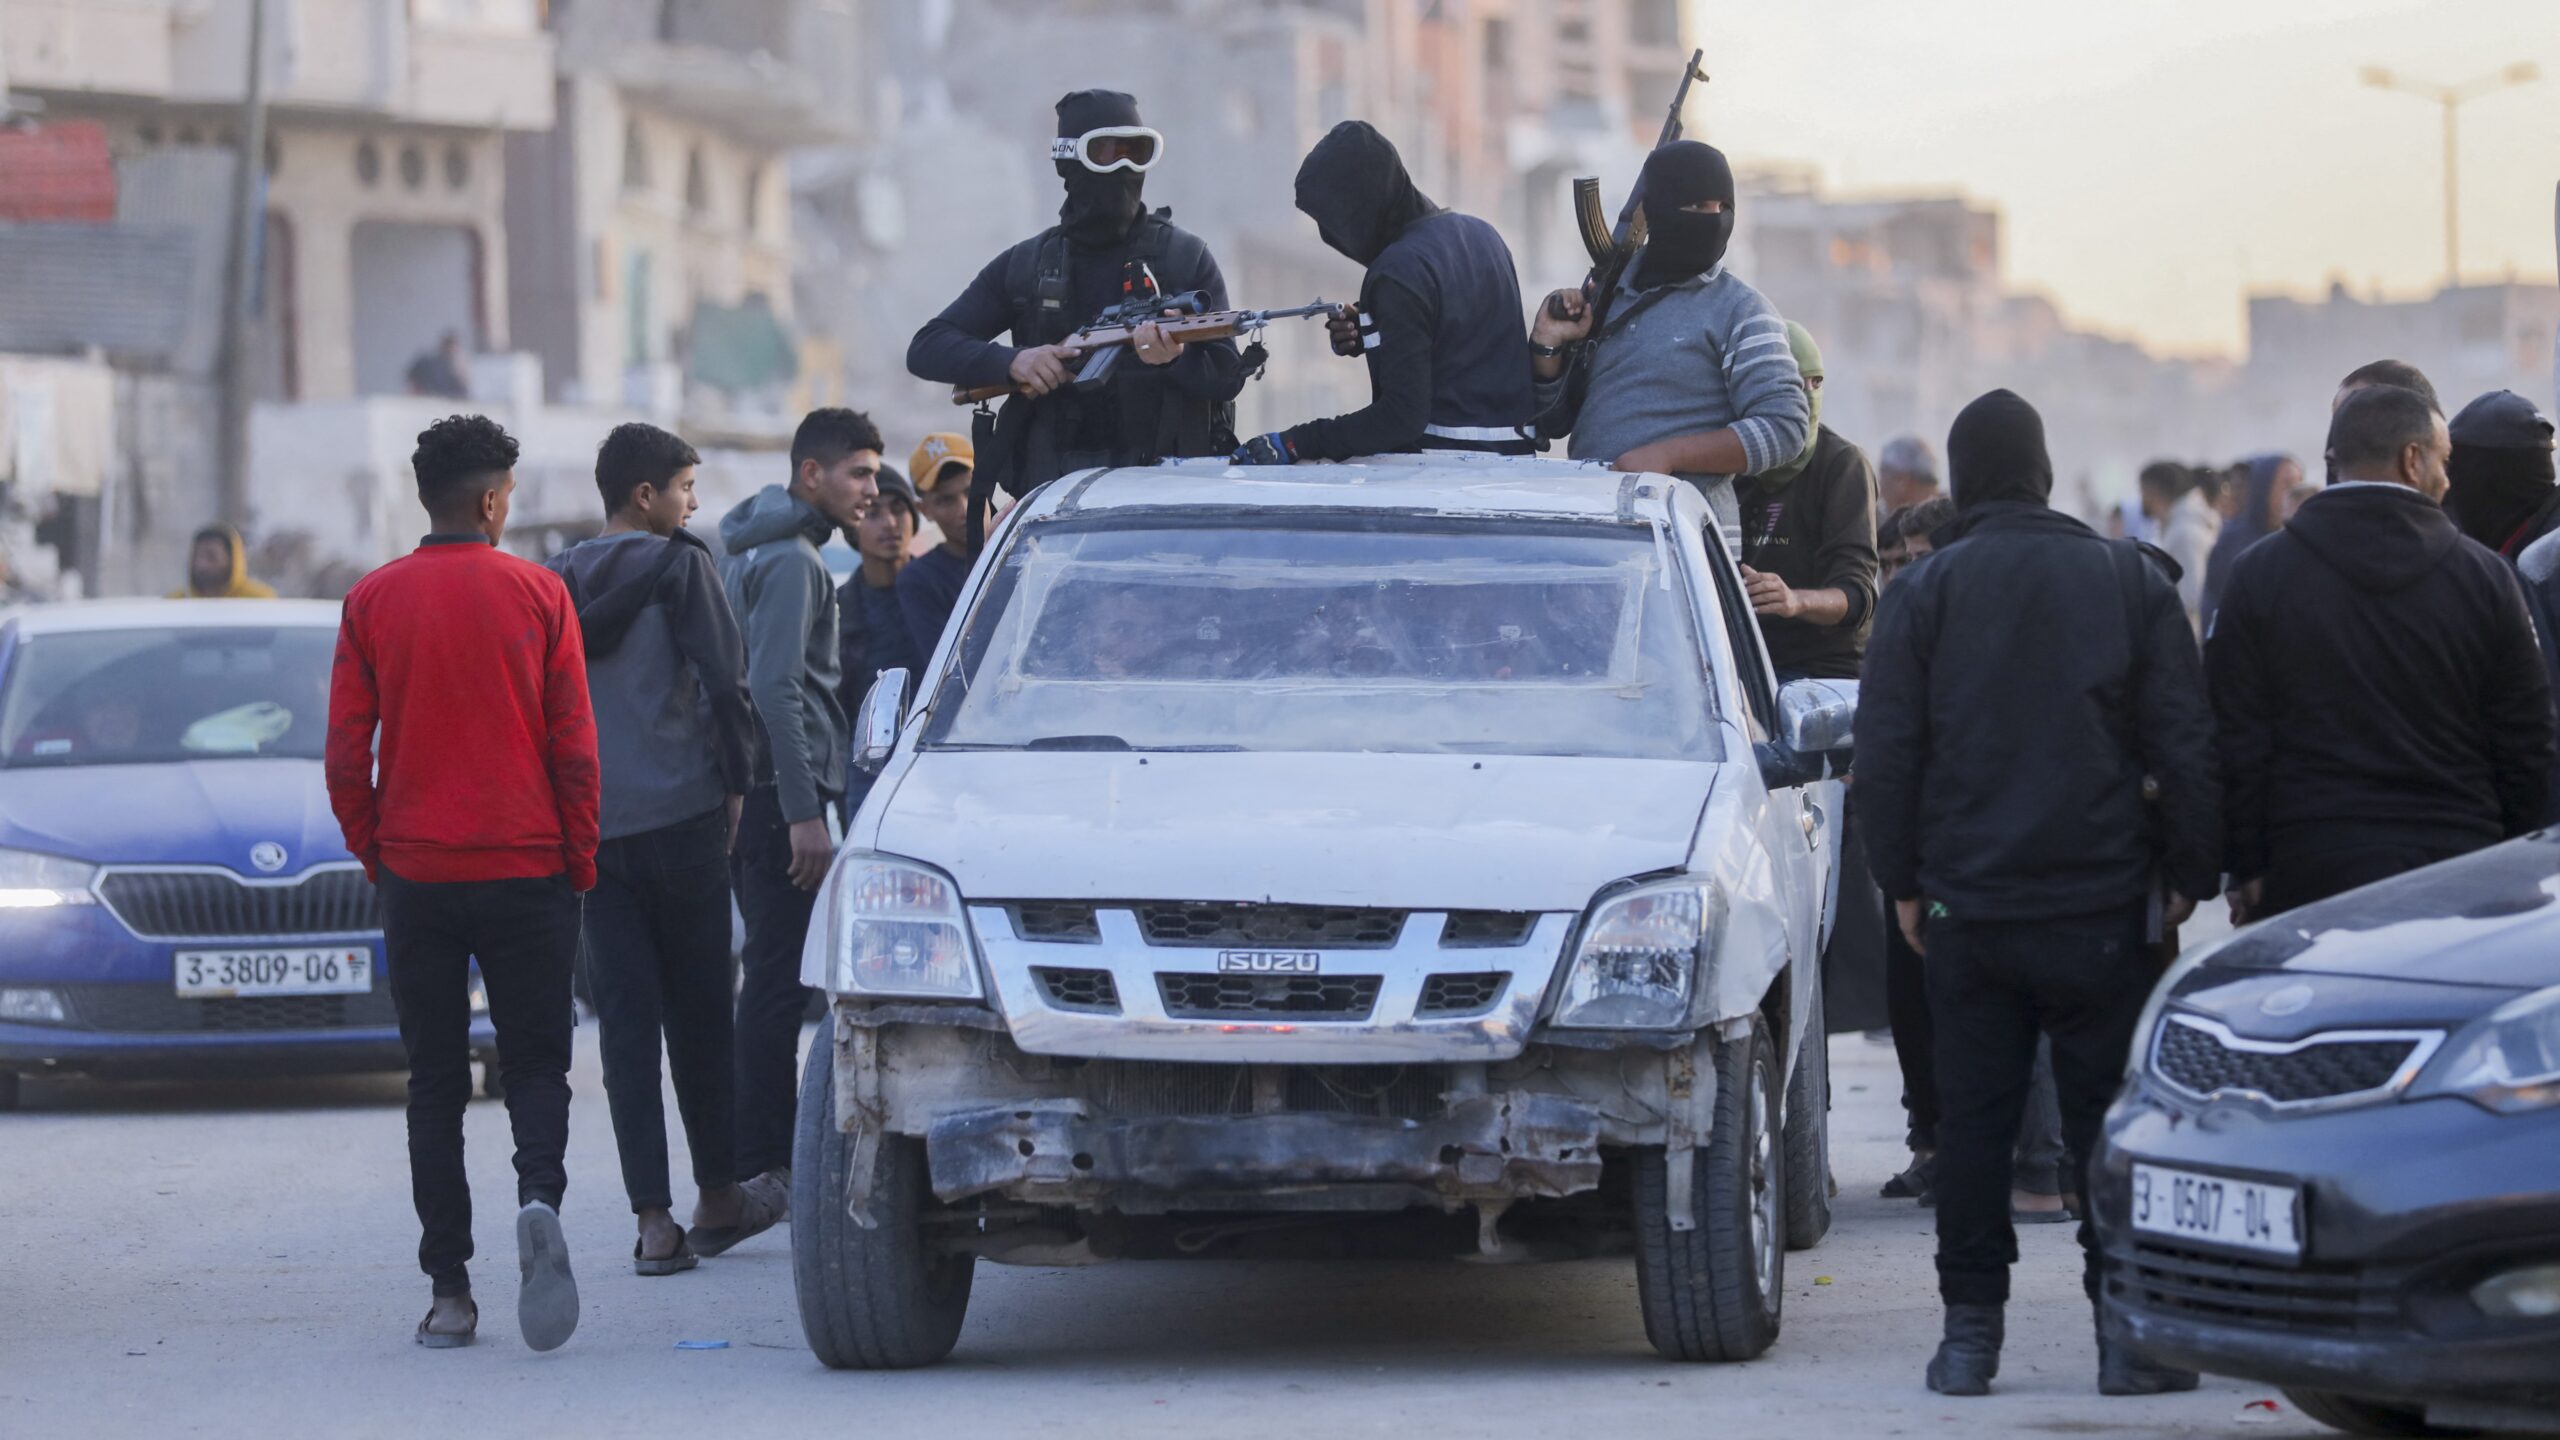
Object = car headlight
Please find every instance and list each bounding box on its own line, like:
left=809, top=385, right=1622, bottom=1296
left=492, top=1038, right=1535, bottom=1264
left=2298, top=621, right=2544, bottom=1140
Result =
left=2409, top=983, right=2560, bottom=1114
left=822, top=853, right=983, bottom=1001
left=0, top=847, right=98, bottom=909
left=1552, top=877, right=1723, bottom=1029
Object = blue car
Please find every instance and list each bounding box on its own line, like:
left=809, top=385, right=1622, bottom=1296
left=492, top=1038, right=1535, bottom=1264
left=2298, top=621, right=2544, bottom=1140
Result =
left=0, top=600, right=495, bottom=1108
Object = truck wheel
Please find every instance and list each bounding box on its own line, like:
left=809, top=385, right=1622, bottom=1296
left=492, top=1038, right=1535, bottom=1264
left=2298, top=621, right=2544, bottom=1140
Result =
left=1632, top=1021, right=1785, bottom=1362
left=792, top=1016, right=974, bottom=1369
left=1782, top=980, right=1834, bottom=1250
left=2283, top=1390, right=2473, bottom=1438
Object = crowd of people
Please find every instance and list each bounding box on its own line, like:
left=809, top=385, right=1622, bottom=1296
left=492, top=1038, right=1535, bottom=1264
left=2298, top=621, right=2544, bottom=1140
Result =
left=300, top=86, right=2560, bottom=1392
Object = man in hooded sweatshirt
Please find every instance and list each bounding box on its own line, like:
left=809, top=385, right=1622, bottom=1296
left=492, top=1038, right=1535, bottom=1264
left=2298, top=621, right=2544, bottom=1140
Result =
left=546, top=422, right=769, bottom=1272
left=1733, top=321, right=1876, bottom=681
left=2198, top=452, right=2303, bottom=633
left=172, top=523, right=278, bottom=598
left=1231, top=121, right=1535, bottom=464
left=1527, top=141, right=1809, bottom=534
left=1858, top=390, right=2219, bottom=1399
left=908, top=90, right=1244, bottom=509
left=2209, top=385, right=2554, bottom=922
left=717, top=407, right=882, bottom=1220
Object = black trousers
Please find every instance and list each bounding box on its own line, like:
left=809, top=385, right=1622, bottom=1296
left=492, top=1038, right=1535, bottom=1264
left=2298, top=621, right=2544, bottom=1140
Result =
left=1884, top=920, right=1938, bottom=1150
left=2259, top=838, right=2476, bottom=919
left=380, top=868, right=581, bottom=1297
left=731, top=784, right=829, bottom=1180
left=1924, top=903, right=2150, bottom=1307
left=584, top=808, right=737, bottom=1212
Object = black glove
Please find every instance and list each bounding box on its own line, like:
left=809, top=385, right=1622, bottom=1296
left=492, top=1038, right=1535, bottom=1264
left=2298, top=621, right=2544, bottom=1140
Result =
left=1232, top=433, right=1296, bottom=466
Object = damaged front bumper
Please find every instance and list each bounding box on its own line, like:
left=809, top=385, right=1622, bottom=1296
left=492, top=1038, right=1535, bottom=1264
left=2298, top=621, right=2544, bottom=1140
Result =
left=929, top=1093, right=1605, bottom=1213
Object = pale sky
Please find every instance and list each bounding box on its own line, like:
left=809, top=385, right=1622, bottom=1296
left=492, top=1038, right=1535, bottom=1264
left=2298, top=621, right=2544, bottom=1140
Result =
left=1689, top=0, right=2560, bottom=357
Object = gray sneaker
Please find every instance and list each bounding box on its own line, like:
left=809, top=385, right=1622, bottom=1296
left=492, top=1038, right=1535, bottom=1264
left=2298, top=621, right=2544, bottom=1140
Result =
left=515, top=1201, right=580, bottom=1352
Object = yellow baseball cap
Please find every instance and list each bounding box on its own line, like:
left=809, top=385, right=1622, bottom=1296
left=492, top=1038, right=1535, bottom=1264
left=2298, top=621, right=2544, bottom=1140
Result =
left=909, top=432, right=975, bottom=494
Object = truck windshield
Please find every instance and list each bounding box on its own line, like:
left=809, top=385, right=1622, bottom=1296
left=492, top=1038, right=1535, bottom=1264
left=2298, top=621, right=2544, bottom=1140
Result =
left=922, top=515, right=1719, bottom=761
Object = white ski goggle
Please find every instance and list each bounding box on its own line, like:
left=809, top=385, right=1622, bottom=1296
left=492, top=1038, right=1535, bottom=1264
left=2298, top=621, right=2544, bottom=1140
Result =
left=1051, top=126, right=1165, bottom=174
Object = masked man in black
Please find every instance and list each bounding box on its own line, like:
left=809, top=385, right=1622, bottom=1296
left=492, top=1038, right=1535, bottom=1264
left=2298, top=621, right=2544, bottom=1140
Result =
left=908, top=90, right=1246, bottom=516
left=1234, top=121, right=1535, bottom=464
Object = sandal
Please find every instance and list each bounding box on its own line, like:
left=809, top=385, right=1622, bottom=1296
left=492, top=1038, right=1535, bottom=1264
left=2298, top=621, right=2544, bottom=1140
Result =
left=686, top=1173, right=788, bottom=1258
left=634, top=1233, right=699, bottom=1277
left=1882, top=1152, right=1937, bottom=1201
left=415, top=1297, right=478, bottom=1349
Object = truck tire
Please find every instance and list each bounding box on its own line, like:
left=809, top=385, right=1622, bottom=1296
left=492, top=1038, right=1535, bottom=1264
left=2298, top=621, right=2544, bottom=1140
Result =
left=1632, top=1021, right=1785, bottom=1362
left=791, top=1016, right=974, bottom=1369
left=2283, top=1390, right=2474, bottom=1438
left=1782, top=980, right=1834, bottom=1250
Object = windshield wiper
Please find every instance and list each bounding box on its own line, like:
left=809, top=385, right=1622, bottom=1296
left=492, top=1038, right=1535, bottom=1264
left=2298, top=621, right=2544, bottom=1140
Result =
left=1016, top=735, right=1246, bottom=753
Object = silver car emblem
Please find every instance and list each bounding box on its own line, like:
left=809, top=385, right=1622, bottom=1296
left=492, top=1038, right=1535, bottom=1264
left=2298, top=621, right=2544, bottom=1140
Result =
left=1217, top=950, right=1320, bottom=974
left=249, top=842, right=290, bottom=874
left=2259, top=983, right=2315, bottom=1018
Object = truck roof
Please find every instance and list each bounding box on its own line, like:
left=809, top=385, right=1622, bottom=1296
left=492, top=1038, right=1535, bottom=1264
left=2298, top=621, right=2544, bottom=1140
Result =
left=3, top=598, right=342, bottom=637
left=1037, top=454, right=1697, bottom=525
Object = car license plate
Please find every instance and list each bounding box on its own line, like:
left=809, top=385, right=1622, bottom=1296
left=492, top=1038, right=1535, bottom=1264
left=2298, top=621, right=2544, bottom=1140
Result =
left=175, top=948, right=373, bottom=999
left=2130, top=1162, right=2302, bottom=1260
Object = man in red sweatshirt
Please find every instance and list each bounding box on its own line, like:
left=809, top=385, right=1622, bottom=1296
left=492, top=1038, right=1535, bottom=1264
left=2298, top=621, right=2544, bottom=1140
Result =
left=327, top=414, right=600, bottom=1352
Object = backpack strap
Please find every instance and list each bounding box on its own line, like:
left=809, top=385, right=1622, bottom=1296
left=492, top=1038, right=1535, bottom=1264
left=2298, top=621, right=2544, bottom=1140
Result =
left=1004, top=229, right=1075, bottom=346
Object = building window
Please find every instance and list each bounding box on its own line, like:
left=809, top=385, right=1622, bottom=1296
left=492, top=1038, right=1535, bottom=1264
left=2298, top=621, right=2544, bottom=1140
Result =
left=1629, top=0, right=1680, bottom=48
left=684, top=146, right=709, bottom=217
left=398, top=142, right=427, bottom=189
left=622, top=120, right=649, bottom=193
left=356, top=139, right=382, bottom=186
left=444, top=143, right=470, bottom=190
left=745, top=163, right=763, bottom=234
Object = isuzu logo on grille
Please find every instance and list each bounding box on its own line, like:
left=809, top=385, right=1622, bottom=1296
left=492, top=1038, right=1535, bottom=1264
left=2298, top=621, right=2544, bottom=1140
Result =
left=1217, top=950, right=1320, bottom=974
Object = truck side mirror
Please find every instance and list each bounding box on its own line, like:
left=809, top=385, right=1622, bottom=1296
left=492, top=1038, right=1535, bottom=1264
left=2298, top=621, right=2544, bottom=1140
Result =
left=1775, top=677, right=1857, bottom=760
left=853, top=667, right=910, bottom=776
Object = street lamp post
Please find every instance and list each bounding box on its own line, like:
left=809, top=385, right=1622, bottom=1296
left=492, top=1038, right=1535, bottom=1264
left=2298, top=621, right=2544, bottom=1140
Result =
left=2361, top=61, right=2539, bottom=290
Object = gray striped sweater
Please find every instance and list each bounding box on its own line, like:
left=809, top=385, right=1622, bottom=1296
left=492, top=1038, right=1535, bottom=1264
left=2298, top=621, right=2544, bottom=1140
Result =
left=1535, top=265, right=1809, bottom=480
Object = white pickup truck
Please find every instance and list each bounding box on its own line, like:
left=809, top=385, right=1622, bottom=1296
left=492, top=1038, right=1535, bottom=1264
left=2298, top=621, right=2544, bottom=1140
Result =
left=792, top=454, right=1854, bottom=1367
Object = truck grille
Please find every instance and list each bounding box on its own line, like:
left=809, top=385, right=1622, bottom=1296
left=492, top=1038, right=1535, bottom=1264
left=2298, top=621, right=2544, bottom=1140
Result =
left=1011, top=902, right=1101, bottom=943
left=59, top=982, right=398, bottom=1034
left=2116, top=1242, right=2401, bottom=1334
left=1081, top=1061, right=1446, bottom=1121
left=1033, top=966, right=1121, bottom=1013
left=98, top=868, right=380, bottom=940
left=1440, top=911, right=1538, bottom=947
left=1135, top=903, right=1403, bottom=948
left=2152, top=1015, right=2428, bottom=1106
left=1417, top=973, right=1510, bottom=1017
left=1158, top=973, right=1382, bottom=1020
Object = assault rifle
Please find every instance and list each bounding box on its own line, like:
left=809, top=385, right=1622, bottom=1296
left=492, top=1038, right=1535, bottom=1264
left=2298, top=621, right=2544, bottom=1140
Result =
left=1535, top=48, right=1708, bottom=439
left=952, top=293, right=1344, bottom=405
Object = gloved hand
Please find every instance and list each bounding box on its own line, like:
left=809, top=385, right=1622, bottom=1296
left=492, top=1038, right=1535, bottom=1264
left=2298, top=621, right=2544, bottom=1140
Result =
left=1326, top=303, right=1365, bottom=357
left=1232, top=433, right=1296, bottom=466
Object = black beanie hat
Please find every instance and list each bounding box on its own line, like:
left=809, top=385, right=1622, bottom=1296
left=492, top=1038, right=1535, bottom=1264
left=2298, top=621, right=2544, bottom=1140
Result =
left=1947, top=389, right=2054, bottom=509
left=1056, top=89, right=1143, bottom=138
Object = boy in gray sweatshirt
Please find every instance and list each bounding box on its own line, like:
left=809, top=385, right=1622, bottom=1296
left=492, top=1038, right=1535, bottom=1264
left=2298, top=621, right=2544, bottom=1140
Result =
left=1531, top=141, right=1808, bottom=535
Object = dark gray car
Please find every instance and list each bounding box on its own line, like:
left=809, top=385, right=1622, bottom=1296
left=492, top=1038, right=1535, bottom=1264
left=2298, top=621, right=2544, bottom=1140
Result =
left=2095, top=830, right=2560, bottom=1437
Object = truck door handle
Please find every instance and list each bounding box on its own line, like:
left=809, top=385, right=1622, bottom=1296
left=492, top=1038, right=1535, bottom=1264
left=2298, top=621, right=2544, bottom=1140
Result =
left=1801, top=801, right=1824, bottom=842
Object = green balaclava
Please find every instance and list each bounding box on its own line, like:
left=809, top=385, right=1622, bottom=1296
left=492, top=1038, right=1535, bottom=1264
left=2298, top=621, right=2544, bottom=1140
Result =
left=1753, top=322, right=1825, bottom=488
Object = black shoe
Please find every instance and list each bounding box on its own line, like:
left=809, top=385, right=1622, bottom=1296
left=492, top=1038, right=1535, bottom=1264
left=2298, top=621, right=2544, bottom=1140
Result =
left=1926, top=1303, right=2003, bottom=1396
left=2095, top=1303, right=2198, bottom=1395
left=1882, top=1151, right=1937, bottom=1201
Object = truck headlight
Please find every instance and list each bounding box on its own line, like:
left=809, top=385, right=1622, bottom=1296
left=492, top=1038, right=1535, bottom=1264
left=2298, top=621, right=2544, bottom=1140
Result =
left=2410, top=984, right=2560, bottom=1114
left=824, top=854, right=983, bottom=1001
left=0, top=848, right=98, bottom=909
left=1552, top=878, right=1721, bottom=1029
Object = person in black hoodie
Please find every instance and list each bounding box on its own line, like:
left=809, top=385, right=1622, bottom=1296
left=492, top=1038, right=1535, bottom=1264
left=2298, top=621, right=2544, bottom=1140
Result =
left=1859, top=389, right=2218, bottom=1400
left=545, top=423, right=771, bottom=1273
left=907, top=90, right=1245, bottom=514
left=2209, top=384, right=2554, bottom=921
left=2444, top=389, right=2560, bottom=560
left=1232, top=121, right=1534, bottom=464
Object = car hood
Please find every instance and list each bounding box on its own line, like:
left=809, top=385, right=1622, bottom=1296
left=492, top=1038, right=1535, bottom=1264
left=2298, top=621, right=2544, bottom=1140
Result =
left=2198, top=831, right=2560, bottom=992
left=0, top=758, right=351, bottom=874
left=871, top=751, right=1720, bottom=912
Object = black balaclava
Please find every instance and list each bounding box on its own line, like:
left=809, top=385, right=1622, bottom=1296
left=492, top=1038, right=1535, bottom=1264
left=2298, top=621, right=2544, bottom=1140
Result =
left=1294, top=121, right=1438, bottom=267
left=1946, top=389, right=2055, bottom=510
left=1633, top=141, right=1736, bottom=291
left=1056, top=89, right=1148, bottom=247
left=2444, top=388, right=2558, bottom=549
